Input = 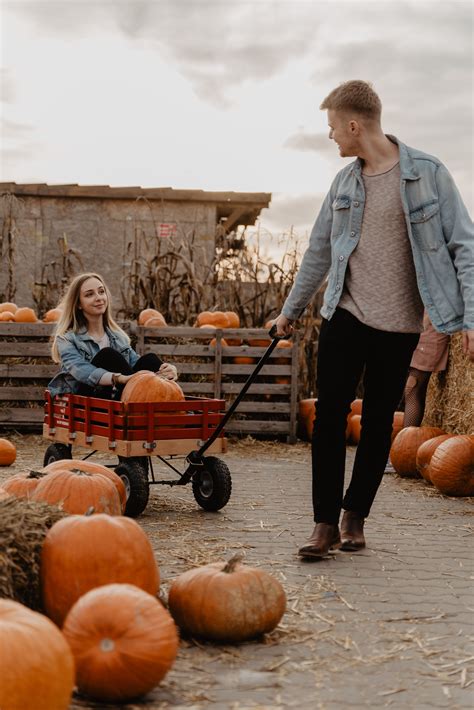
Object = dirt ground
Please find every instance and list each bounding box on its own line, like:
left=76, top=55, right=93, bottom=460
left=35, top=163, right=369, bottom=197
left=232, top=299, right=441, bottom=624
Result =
left=1, top=433, right=473, bottom=710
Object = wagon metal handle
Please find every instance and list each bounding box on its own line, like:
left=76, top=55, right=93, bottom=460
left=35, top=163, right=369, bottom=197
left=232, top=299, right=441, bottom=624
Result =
left=189, top=324, right=291, bottom=461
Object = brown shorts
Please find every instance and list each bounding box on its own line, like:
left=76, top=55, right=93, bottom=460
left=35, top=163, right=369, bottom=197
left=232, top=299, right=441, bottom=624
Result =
left=410, top=312, right=449, bottom=372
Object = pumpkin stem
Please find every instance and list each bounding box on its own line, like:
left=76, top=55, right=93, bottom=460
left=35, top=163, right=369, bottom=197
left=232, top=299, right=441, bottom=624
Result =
left=28, top=469, right=46, bottom=479
left=222, top=553, right=244, bottom=573
left=85, top=506, right=95, bottom=516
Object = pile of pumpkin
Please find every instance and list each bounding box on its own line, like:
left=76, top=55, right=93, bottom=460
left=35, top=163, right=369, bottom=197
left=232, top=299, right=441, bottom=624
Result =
left=0, top=456, right=286, bottom=708
left=0, top=301, right=62, bottom=323
left=389, top=426, right=473, bottom=497
left=298, top=398, right=404, bottom=444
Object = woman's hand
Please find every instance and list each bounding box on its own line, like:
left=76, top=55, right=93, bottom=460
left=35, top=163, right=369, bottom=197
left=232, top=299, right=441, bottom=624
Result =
left=158, top=363, right=178, bottom=381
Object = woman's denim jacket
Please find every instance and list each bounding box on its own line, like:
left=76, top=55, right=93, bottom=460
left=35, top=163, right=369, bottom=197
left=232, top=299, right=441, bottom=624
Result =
left=282, top=136, right=473, bottom=333
left=48, top=327, right=139, bottom=397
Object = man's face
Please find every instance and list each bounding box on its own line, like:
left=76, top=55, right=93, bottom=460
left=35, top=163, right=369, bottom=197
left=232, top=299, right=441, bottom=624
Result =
left=327, top=109, right=359, bottom=158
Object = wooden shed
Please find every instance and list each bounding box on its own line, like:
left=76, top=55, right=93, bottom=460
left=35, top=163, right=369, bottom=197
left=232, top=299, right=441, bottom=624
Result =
left=0, top=182, right=271, bottom=311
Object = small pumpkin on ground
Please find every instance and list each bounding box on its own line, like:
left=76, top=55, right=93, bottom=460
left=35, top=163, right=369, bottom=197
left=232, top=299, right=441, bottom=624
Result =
left=32, top=467, right=122, bottom=515
left=13, top=307, right=37, bottom=323
left=0, top=438, right=17, bottom=466
left=0, top=599, right=75, bottom=710
left=348, top=413, right=362, bottom=444
left=40, top=513, right=160, bottom=626
left=428, top=435, right=474, bottom=497
left=121, top=370, right=184, bottom=404
left=168, top=554, right=286, bottom=642
left=391, top=411, right=405, bottom=441
left=390, top=426, right=445, bottom=478
left=63, top=583, right=178, bottom=703
left=416, top=434, right=455, bottom=483
left=43, top=459, right=127, bottom=512
left=1, top=469, right=46, bottom=499
left=298, top=398, right=316, bottom=441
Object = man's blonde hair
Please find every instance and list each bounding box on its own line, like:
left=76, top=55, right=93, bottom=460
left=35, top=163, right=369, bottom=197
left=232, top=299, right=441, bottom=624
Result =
left=320, top=80, right=382, bottom=120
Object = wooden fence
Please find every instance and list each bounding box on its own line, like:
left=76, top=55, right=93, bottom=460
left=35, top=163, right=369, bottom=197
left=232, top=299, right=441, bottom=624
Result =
left=0, top=323, right=301, bottom=442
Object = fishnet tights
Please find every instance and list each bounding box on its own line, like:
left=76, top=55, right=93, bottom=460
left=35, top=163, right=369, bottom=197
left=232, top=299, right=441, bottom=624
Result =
left=403, top=367, right=432, bottom=427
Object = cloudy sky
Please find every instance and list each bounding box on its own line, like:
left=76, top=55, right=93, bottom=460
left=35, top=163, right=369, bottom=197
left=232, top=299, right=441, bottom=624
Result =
left=1, top=0, right=473, bottom=238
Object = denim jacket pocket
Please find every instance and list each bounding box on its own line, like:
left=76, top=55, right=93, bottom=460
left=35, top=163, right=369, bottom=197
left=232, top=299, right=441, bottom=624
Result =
left=331, top=195, right=351, bottom=236
left=409, top=200, right=442, bottom=251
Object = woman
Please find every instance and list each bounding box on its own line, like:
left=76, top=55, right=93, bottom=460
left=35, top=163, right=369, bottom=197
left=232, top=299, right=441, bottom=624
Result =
left=48, top=272, right=177, bottom=399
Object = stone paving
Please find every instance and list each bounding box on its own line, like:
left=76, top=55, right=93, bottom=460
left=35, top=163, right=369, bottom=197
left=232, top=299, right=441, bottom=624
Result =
left=2, top=434, right=473, bottom=709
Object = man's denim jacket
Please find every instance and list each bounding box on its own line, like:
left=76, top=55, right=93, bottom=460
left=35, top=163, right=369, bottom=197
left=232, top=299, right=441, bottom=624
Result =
left=282, top=136, right=473, bottom=333
left=48, top=327, right=139, bottom=396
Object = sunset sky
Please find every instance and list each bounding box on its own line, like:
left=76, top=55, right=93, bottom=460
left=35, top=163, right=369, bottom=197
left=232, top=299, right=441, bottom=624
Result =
left=1, top=0, right=473, bottom=239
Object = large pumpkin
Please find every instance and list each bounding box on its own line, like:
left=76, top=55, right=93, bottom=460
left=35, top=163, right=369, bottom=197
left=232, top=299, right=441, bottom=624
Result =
left=13, top=307, right=37, bottom=323
left=416, top=434, right=455, bottom=483
left=168, top=555, right=286, bottom=642
left=0, top=599, right=75, bottom=710
left=32, top=468, right=122, bottom=515
left=428, top=435, right=474, bottom=497
left=41, top=513, right=160, bottom=626
left=1, top=469, right=46, bottom=498
left=390, top=426, right=445, bottom=477
left=0, top=438, right=17, bottom=466
left=43, top=459, right=127, bottom=512
left=121, top=370, right=184, bottom=404
left=63, top=583, right=178, bottom=702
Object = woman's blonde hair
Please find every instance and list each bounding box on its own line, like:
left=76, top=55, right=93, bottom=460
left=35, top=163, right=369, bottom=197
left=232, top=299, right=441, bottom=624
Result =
left=51, top=272, right=129, bottom=363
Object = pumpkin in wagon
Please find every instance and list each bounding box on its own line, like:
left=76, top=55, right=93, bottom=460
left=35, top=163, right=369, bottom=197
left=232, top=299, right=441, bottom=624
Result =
left=62, top=583, right=178, bottom=703
left=121, top=370, right=184, bottom=403
left=41, top=513, right=160, bottom=626
left=0, top=599, right=75, bottom=710
left=168, top=554, right=286, bottom=642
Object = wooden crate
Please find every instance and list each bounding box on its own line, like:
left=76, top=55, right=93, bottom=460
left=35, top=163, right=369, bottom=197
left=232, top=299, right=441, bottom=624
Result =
left=0, top=322, right=56, bottom=427
left=136, top=326, right=300, bottom=442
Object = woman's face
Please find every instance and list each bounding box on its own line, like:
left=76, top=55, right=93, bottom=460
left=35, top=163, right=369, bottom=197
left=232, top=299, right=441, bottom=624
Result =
left=78, top=277, right=108, bottom=320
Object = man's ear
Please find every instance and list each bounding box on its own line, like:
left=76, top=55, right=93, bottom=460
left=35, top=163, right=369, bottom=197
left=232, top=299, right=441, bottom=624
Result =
left=349, top=119, right=360, bottom=134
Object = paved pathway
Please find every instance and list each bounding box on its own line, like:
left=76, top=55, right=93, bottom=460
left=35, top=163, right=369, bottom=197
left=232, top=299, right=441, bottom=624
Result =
left=2, top=434, right=473, bottom=709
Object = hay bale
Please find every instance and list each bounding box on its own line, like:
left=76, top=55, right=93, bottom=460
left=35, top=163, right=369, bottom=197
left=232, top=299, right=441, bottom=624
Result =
left=0, top=496, right=65, bottom=610
left=424, top=333, right=474, bottom=434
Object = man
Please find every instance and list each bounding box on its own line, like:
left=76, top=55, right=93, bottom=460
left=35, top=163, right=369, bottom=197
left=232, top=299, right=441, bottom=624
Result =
left=275, top=80, right=473, bottom=559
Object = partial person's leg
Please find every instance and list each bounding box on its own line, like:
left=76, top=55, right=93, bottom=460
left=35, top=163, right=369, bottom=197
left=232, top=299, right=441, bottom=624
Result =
left=133, top=353, right=163, bottom=372
left=403, top=367, right=431, bottom=426
left=76, top=348, right=133, bottom=399
left=342, top=328, right=419, bottom=524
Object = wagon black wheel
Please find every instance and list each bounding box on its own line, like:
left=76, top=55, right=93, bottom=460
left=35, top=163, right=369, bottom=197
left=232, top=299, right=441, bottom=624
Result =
left=192, top=456, right=232, bottom=511
left=43, top=443, right=72, bottom=467
left=114, top=461, right=150, bottom=518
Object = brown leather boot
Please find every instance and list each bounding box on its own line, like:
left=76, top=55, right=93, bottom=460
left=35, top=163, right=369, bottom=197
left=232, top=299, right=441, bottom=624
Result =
left=298, top=523, right=341, bottom=559
left=340, top=510, right=366, bottom=551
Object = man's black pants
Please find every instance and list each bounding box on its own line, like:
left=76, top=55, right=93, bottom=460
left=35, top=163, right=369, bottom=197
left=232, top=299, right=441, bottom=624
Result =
left=312, top=308, right=419, bottom=524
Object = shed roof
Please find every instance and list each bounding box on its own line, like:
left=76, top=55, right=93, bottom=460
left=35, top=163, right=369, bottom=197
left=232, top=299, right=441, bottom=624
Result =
left=0, top=182, right=271, bottom=231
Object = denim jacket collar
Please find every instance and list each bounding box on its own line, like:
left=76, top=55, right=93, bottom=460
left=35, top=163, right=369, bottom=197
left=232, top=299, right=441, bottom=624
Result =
left=351, top=135, right=421, bottom=181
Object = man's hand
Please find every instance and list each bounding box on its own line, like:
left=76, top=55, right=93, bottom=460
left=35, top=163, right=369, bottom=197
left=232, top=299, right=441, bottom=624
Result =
left=462, top=330, right=474, bottom=362
left=274, top=314, right=294, bottom=338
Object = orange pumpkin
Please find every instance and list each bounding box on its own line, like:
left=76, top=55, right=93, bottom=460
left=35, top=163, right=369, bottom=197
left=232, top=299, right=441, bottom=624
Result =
left=13, top=307, right=37, bottom=323
left=0, top=438, right=17, bottom=466
left=0, top=301, right=17, bottom=313
left=428, top=435, right=474, bottom=496
left=209, top=337, right=229, bottom=348
left=0, top=487, right=10, bottom=500
left=121, top=370, right=184, bottom=404
left=43, top=307, right=63, bottom=323
left=43, top=459, right=127, bottom=513
left=348, top=414, right=362, bottom=444
left=32, top=468, right=122, bottom=515
left=41, top=513, right=160, bottom=627
left=298, top=398, right=316, bottom=441
left=390, top=426, right=445, bottom=478
left=196, top=311, right=231, bottom=328
left=1, top=469, right=46, bottom=498
left=0, top=310, right=16, bottom=321
left=233, top=351, right=256, bottom=365
left=63, top=583, right=178, bottom=702
left=168, top=555, right=286, bottom=642
left=416, top=434, right=455, bottom=482
left=0, top=599, right=75, bottom=710
left=391, top=411, right=405, bottom=441
left=138, top=308, right=162, bottom=325
left=143, top=314, right=167, bottom=327
left=225, top=311, right=240, bottom=328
